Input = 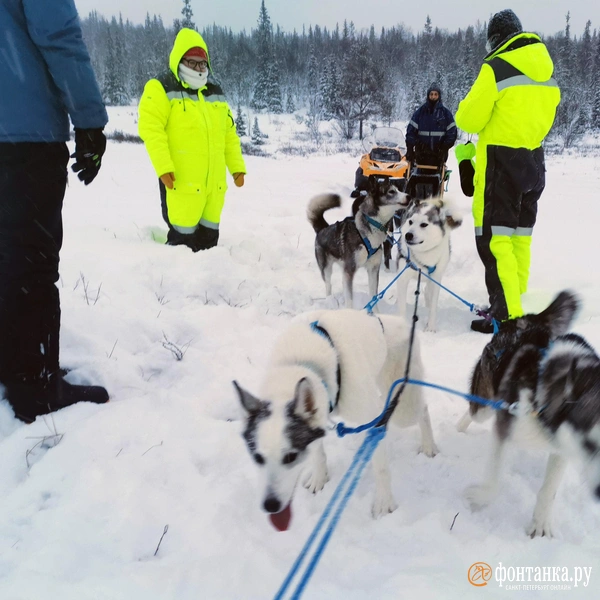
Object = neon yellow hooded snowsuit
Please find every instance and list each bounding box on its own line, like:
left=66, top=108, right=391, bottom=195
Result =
left=138, top=28, right=245, bottom=232
left=456, top=33, right=560, bottom=320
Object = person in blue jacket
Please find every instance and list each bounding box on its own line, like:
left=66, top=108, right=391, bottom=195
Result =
left=0, top=0, right=110, bottom=422
left=405, top=84, right=457, bottom=166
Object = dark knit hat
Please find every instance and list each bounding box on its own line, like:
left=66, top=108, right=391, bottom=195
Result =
left=487, top=9, right=522, bottom=53
left=183, top=47, right=208, bottom=61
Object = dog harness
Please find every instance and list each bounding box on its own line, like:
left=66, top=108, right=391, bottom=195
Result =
left=309, top=321, right=341, bottom=412
left=361, top=215, right=391, bottom=258
left=401, top=245, right=436, bottom=275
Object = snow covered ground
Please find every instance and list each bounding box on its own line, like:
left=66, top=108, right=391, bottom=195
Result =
left=0, top=108, right=599, bottom=599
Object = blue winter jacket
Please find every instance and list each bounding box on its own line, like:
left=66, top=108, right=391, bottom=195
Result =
left=0, top=0, right=108, bottom=142
left=406, top=100, right=457, bottom=153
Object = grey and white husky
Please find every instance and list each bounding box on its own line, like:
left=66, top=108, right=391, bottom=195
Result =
left=307, top=177, right=410, bottom=310
left=460, top=290, right=600, bottom=537
left=233, top=309, right=438, bottom=531
left=395, top=198, right=462, bottom=332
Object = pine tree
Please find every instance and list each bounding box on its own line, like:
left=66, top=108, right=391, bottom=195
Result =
left=286, top=93, right=296, bottom=114
left=591, top=33, right=600, bottom=130
left=251, top=117, right=266, bottom=145
left=103, top=18, right=129, bottom=105
left=251, top=0, right=276, bottom=111
left=235, top=104, right=248, bottom=137
left=181, top=0, right=195, bottom=30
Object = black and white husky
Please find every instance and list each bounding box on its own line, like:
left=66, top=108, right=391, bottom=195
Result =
left=460, top=290, right=600, bottom=537
left=307, top=177, right=410, bottom=310
left=395, top=199, right=462, bottom=331
left=233, top=309, right=438, bottom=531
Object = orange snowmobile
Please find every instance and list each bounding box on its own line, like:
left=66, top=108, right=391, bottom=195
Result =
left=351, top=127, right=410, bottom=198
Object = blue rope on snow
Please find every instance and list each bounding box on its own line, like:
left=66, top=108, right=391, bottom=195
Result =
left=362, top=247, right=501, bottom=333
left=336, top=377, right=508, bottom=438
left=272, top=426, right=386, bottom=600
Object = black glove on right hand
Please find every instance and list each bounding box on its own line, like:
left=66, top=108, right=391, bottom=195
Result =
left=71, top=128, right=106, bottom=185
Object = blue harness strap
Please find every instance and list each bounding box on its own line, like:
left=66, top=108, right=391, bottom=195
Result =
left=402, top=245, right=436, bottom=275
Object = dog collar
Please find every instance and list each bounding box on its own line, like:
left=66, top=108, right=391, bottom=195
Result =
left=364, top=215, right=389, bottom=233
left=403, top=245, right=436, bottom=274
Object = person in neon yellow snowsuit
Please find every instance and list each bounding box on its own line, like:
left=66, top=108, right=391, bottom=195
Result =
left=455, top=9, right=560, bottom=333
left=139, top=28, right=246, bottom=251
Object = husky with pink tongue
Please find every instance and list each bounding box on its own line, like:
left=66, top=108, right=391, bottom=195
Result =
left=233, top=308, right=438, bottom=531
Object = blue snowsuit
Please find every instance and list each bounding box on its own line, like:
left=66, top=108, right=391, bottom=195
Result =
left=406, top=85, right=457, bottom=164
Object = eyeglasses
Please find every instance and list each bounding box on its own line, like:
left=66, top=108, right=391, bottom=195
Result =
left=182, top=58, right=208, bottom=71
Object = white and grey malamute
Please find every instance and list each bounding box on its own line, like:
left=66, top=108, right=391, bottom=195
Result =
left=460, top=290, right=600, bottom=537
left=395, top=198, right=462, bottom=331
left=233, top=309, right=437, bottom=531
left=307, top=177, right=410, bottom=310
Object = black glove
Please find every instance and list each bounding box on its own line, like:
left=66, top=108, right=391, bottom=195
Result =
left=71, top=128, right=106, bottom=185
left=405, top=146, right=415, bottom=162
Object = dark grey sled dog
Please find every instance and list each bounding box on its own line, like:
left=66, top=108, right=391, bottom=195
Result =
left=460, top=290, right=600, bottom=537
left=307, top=177, right=410, bottom=310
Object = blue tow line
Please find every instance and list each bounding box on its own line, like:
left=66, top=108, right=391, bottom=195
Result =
left=364, top=232, right=500, bottom=334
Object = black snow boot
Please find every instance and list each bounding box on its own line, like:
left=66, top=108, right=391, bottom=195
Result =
left=470, top=318, right=495, bottom=334
left=6, top=376, right=109, bottom=424
left=0, top=283, right=109, bottom=423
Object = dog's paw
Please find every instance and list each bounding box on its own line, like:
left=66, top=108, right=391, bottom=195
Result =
left=302, top=467, right=329, bottom=494
left=526, top=517, right=555, bottom=539
left=464, top=484, right=497, bottom=511
left=371, top=492, right=398, bottom=519
left=418, top=442, right=439, bottom=458
left=456, top=411, right=472, bottom=433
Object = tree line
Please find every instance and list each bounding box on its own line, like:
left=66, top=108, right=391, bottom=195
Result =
left=81, top=1, right=600, bottom=147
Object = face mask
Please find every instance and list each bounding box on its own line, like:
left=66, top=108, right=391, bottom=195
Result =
left=178, top=63, right=208, bottom=90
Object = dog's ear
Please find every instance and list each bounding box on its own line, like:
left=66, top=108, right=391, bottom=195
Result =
left=440, top=200, right=463, bottom=229
left=534, top=290, right=580, bottom=338
left=292, top=378, right=319, bottom=424
left=233, top=380, right=264, bottom=416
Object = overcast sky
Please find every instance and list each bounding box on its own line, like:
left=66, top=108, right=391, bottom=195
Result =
left=74, top=0, right=599, bottom=37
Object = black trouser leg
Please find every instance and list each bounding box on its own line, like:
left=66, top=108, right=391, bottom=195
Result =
left=0, top=142, right=67, bottom=384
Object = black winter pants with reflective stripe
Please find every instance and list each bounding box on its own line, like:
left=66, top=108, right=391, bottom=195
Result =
left=475, top=145, right=545, bottom=321
left=158, top=179, right=219, bottom=251
left=0, top=142, right=67, bottom=382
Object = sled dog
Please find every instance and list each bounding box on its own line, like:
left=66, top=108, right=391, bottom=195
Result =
left=233, top=309, right=438, bottom=530
left=395, top=198, right=462, bottom=331
left=307, top=177, right=410, bottom=310
left=461, top=290, right=600, bottom=537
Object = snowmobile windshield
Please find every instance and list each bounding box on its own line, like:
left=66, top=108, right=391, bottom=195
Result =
left=363, top=127, right=406, bottom=156
left=370, top=147, right=402, bottom=162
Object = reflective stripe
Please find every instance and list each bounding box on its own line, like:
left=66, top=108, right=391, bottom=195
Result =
left=475, top=226, right=483, bottom=236
left=206, top=94, right=227, bottom=103
left=419, top=131, right=445, bottom=137
left=166, top=90, right=198, bottom=101
left=410, top=120, right=419, bottom=128
left=497, top=75, right=559, bottom=92
left=447, top=122, right=456, bottom=130
left=173, top=224, right=197, bottom=234
left=199, top=218, right=219, bottom=230
left=491, top=225, right=515, bottom=236
left=514, top=226, right=533, bottom=236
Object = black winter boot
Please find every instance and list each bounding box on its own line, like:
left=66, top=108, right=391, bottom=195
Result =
left=6, top=376, right=109, bottom=424
left=470, top=318, right=495, bottom=334
left=0, top=283, right=109, bottom=423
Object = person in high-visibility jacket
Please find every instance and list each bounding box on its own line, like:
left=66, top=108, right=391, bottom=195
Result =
left=455, top=9, right=560, bottom=333
left=138, top=28, right=246, bottom=252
